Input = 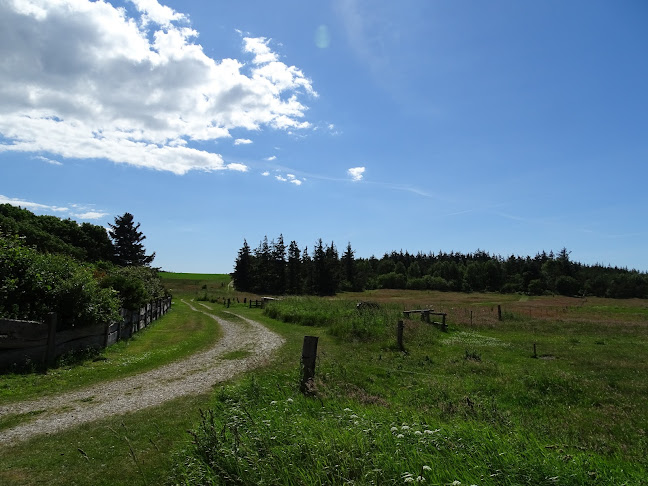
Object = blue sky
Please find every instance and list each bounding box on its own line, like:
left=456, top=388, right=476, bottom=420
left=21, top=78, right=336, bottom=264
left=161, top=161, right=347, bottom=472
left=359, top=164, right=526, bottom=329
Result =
left=1, top=0, right=647, bottom=273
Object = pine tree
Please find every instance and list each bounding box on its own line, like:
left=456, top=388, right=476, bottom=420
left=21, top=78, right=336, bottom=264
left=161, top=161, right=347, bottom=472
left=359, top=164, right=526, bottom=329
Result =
left=287, top=240, right=302, bottom=294
left=271, top=234, right=287, bottom=294
left=108, top=213, right=155, bottom=266
left=232, top=239, right=253, bottom=292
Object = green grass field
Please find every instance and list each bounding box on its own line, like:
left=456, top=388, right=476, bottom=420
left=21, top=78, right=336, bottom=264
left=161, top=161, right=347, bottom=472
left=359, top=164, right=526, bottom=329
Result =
left=2, top=274, right=647, bottom=485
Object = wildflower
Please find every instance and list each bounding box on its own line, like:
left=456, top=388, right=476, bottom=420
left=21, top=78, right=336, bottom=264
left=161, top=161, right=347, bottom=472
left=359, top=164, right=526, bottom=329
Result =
left=391, top=427, right=398, bottom=432
left=416, top=477, right=425, bottom=482
left=397, top=434, right=405, bottom=439
left=344, top=408, right=352, bottom=412
left=401, top=425, right=410, bottom=430
left=286, top=398, right=293, bottom=403
left=451, top=481, right=461, bottom=486
left=423, top=466, right=431, bottom=471
left=404, top=478, right=414, bottom=483
left=270, top=401, right=277, bottom=405
left=414, top=430, right=423, bottom=435
left=350, top=414, right=358, bottom=419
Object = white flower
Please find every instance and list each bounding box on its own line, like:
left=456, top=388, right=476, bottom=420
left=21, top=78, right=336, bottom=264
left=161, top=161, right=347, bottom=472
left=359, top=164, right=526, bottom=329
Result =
left=391, top=427, right=398, bottom=432
left=414, top=430, right=423, bottom=435
left=451, top=481, right=461, bottom=486
left=350, top=414, right=358, bottom=419
left=286, top=398, right=293, bottom=403
left=401, top=425, right=410, bottom=430
left=416, top=477, right=425, bottom=482
left=404, top=478, right=414, bottom=483
left=397, top=434, right=405, bottom=439
left=270, top=401, right=277, bottom=405
left=423, top=466, right=431, bottom=471
left=344, top=408, right=352, bottom=412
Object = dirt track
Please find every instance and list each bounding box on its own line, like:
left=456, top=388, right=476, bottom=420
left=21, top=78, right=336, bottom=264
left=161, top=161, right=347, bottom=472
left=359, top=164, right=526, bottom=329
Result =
left=0, top=300, right=284, bottom=445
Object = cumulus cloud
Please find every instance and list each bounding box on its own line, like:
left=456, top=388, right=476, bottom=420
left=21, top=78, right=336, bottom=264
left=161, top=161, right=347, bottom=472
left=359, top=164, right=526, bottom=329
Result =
left=265, top=155, right=277, bottom=161
left=234, top=138, right=252, bottom=145
left=261, top=171, right=270, bottom=176
left=0, top=0, right=317, bottom=175
left=347, top=166, right=365, bottom=181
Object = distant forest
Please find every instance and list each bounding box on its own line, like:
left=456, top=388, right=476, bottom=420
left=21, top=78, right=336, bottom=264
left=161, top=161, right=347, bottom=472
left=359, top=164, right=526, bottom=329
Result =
left=233, top=235, right=648, bottom=299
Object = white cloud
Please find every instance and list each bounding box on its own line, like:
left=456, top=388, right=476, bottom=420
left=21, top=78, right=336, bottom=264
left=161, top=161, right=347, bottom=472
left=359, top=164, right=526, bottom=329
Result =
left=347, top=166, right=365, bottom=181
left=72, top=211, right=109, bottom=220
left=0, top=195, right=111, bottom=220
left=0, top=0, right=317, bottom=175
left=34, top=155, right=62, bottom=166
left=234, top=138, right=252, bottom=145
left=265, top=155, right=277, bottom=161
left=262, top=171, right=270, bottom=176
left=0, top=194, right=68, bottom=213
left=273, top=172, right=303, bottom=186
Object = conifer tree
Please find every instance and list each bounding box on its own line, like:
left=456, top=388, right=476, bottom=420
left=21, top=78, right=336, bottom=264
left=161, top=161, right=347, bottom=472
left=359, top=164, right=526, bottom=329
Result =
left=108, top=212, right=155, bottom=266
left=232, top=239, right=253, bottom=292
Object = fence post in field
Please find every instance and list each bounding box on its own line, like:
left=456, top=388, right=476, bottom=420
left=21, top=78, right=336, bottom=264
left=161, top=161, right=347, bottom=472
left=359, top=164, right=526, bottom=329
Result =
left=533, top=343, right=537, bottom=358
left=442, top=313, right=447, bottom=330
left=498, top=305, right=502, bottom=321
left=46, top=312, right=57, bottom=367
left=227, top=298, right=230, bottom=308
left=397, top=320, right=405, bottom=351
left=470, top=310, right=473, bottom=325
left=300, top=336, right=319, bottom=394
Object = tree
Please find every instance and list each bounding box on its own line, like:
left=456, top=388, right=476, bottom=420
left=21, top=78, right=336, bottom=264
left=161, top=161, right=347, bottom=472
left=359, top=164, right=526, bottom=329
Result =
left=286, top=241, right=302, bottom=294
left=108, top=213, right=155, bottom=266
left=232, top=239, right=253, bottom=292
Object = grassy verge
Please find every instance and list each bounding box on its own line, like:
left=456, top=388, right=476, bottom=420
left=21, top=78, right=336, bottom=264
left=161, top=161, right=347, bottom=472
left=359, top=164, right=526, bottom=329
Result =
left=0, top=299, right=222, bottom=406
left=173, top=296, right=648, bottom=485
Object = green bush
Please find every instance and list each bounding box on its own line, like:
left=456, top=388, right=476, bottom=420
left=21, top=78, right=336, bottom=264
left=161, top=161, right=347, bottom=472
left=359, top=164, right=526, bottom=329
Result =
left=0, top=235, right=120, bottom=328
left=100, top=265, right=166, bottom=310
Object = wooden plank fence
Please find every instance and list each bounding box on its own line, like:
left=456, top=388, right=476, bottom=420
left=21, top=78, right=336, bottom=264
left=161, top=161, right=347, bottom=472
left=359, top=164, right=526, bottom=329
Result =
left=0, top=296, right=172, bottom=369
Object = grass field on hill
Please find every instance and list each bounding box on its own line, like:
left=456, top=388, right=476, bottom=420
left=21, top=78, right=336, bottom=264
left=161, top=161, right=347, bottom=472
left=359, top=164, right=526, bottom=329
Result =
left=2, top=274, right=647, bottom=485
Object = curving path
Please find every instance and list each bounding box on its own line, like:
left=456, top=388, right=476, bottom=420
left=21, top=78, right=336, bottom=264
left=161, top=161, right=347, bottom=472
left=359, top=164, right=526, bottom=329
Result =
left=0, top=300, right=284, bottom=445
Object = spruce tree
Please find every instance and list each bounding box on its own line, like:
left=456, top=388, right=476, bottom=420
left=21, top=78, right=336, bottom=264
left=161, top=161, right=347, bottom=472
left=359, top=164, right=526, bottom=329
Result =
left=108, top=212, right=155, bottom=266
left=232, top=239, right=253, bottom=292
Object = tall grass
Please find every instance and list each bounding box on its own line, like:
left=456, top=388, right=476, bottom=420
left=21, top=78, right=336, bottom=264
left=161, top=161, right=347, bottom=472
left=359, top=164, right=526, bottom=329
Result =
left=264, top=297, right=403, bottom=341
left=173, top=373, right=644, bottom=485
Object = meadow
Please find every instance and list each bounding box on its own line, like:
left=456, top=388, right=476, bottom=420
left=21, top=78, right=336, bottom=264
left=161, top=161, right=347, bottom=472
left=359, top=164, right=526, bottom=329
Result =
left=1, top=275, right=646, bottom=485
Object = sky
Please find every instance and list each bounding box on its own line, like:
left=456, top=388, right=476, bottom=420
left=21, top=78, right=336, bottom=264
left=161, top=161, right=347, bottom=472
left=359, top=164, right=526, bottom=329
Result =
left=1, top=0, right=647, bottom=273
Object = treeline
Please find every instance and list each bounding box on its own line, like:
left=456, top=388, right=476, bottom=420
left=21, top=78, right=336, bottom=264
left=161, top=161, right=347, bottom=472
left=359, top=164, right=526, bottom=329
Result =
left=233, top=236, right=648, bottom=299
left=0, top=204, right=165, bottom=329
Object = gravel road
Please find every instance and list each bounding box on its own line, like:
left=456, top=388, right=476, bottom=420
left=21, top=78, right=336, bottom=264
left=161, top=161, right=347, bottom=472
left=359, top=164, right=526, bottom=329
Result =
left=0, top=300, right=284, bottom=445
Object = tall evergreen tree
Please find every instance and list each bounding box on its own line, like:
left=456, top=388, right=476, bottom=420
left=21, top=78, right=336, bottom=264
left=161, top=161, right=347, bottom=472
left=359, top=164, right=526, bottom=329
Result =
left=232, top=239, right=253, bottom=292
left=271, top=234, right=287, bottom=294
left=287, top=240, right=302, bottom=294
left=108, top=212, right=155, bottom=266
left=341, top=242, right=357, bottom=291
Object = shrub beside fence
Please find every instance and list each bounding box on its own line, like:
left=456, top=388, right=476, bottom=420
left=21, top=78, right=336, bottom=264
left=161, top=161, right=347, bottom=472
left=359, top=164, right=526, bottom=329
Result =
left=0, top=296, right=172, bottom=370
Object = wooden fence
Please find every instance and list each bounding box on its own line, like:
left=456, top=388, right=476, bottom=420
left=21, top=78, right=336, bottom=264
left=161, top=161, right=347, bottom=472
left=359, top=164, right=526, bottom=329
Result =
left=0, top=296, right=172, bottom=369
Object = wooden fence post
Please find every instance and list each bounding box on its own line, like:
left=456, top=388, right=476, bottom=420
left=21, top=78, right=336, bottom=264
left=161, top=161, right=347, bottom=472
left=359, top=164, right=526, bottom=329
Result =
left=397, top=320, right=405, bottom=351
left=442, top=313, right=447, bottom=331
left=470, top=310, right=473, bottom=325
left=498, top=305, right=502, bottom=321
left=46, top=312, right=57, bottom=367
left=300, top=336, right=319, bottom=394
